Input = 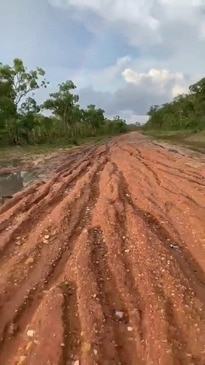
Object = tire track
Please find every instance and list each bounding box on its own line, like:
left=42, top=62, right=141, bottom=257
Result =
left=115, top=166, right=205, bottom=304
left=0, top=149, right=98, bottom=259
left=59, top=281, right=81, bottom=365
left=0, top=153, right=107, bottom=360
left=88, top=226, right=138, bottom=365
left=0, top=150, right=91, bottom=233
left=0, top=132, right=205, bottom=365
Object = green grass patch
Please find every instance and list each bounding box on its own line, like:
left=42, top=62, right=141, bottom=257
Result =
left=142, top=129, right=205, bottom=153
left=0, top=134, right=113, bottom=160
left=142, top=129, right=193, bottom=140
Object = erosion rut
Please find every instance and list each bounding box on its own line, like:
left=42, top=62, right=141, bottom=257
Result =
left=0, top=132, right=205, bottom=365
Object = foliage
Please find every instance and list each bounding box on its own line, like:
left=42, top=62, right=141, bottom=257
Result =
left=42, top=81, right=78, bottom=130
left=144, top=77, right=205, bottom=132
left=0, top=58, right=128, bottom=146
left=84, top=105, right=105, bottom=135
left=0, top=58, right=48, bottom=143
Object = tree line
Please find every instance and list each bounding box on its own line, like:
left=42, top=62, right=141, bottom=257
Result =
left=0, top=58, right=128, bottom=146
left=144, top=77, right=205, bottom=131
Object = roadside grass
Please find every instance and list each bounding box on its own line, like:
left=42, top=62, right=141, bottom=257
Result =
left=142, top=129, right=205, bottom=153
left=0, top=134, right=112, bottom=160
left=142, top=129, right=193, bottom=140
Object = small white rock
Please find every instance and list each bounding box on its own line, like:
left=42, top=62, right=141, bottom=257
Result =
left=16, top=241, right=22, bottom=246
left=25, top=257, right=34, bottom=265
left=127, top=326, right=133, bottom=332
left=115, top=310, right=124, bottom=319
left=27, top=329, right=35, bottom=338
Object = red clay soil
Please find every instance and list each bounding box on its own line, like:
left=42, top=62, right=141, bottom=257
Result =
left=0, top=132, right=205, bottom=365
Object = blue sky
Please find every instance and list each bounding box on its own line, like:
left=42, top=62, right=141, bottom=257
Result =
left=1, top=0, right=204, bottom=122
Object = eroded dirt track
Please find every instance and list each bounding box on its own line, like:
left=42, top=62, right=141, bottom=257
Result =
left=0, top=132, right=205, bottom=365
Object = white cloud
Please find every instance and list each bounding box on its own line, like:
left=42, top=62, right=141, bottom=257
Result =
left=171, top=84, right=188, bottom=98
left=90, top=56, right=131, bottom=91
left=49, top=0, right=205, bottom=42
left=78, top=68, right=192, bottom=118
left=48, top=0, right=205, bottom=82
left=51, top=0, right=157, bottom=25
left=122, top=68, right=183, bottom=85
left=122, top=67, right=189, bottom=99
left=49, top=0, right=161, bottom=45
left=47, top=0, right=205, bottom=116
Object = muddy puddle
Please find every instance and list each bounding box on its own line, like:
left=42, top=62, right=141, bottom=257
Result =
left=0, top=149, right=73, bottom=204
left=0, top=169, right=46, bottom=204
left=0, top=172, right=24, bottom=197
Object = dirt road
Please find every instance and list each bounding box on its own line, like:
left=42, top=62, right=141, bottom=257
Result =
left=0, top=132, right=205, bottom=365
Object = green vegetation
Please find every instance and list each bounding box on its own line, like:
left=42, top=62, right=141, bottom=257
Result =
left=0, top=58, right=129, bottom=147
left=144, top=77, right=205, bottom=132
left=143, top=77, right=205, bottom=151
left=143, top=129, right=205, bottom=152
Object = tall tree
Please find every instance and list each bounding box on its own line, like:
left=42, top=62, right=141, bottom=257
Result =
left=43, top=80, right=79, bottom=134
left=0, top=58, right=47, bottom=142
left=84, top=105, right=105, bottom=135
left=18, top=97, right=40, bottom=143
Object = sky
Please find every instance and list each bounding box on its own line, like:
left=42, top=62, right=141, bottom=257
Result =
left=1, top=0, right=205, bottom=123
